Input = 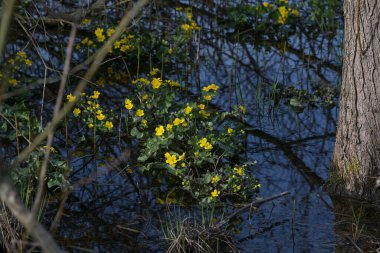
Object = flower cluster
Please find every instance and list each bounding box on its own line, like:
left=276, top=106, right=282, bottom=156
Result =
left=120, top=74, right=259, bottom=203
left=0, top=51, right=33, bottom=87
left=67, top=90, right=114, bottom=132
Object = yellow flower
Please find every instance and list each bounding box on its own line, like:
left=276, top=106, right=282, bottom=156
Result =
left=91, top=90, right=100, bottom=99
left=198, top=138, right=213, bottom=150
left=166, top=124, right=173, bottom=131
left=142, top=119, right=148, bottom=127
left=142, top=94, right=148, bottom=101
left=262, top=2, right=272, bottom=7
left=211, top=175, right=220, bottom=184
left=82, top=19, right=90, bottom=25
left=291, top=9, right=300, bottom=16
left=150, top=68, right=159, bottom=76
left=97, top=113, right=105, bottom=121
left=239, top=105, right=246, bottom=114
left=42, top=146, right=57, bottom=153
left=9, top=79, right=17, bottom=86
left=17, top=51, right=27, bottom=58
left=66, top=93, right=76, bottom=102
left=234, top=166, right=245, bottom=176
left=73, top=108, right=81, bottom=116
left=125, top=99, right=133, bottom=110
left=105, top=121, right=113, bottom=129
left=155, top=125, right=165, bottom=136
left=88, top=123, right=94, bottom=128
left=178, top=153, right=185, bottom=161
left=120, top=45, right=131, bottom=52
left=164, top=152, right=177, bottom=167
left=95, top=28, right=105, bottom=42
left=25, top=59, right=32, bottom=66
left=204, top=95, right=212, bottom=101
left=151, top=78, right=163, bottom=89
left=136, top=109, right=144, bottom=117
left=184, top=106, right=193, bottom=115
left=278, top=6, right=289, bottom=24
left=181, top=23, right=191, bottom=32
left=227, top=128, right=234, bottom=135
left=107, top=28, right=115, bottom=37
left=173, top=118, right=185, bottom=126
left=202, top=84, right=219, bottom=92
left=168, top=48, right=173, bottom=54
left=181, top=162, right=186, bottom=168
left=198, top=104, right=205, bottom=110
left=211, top=189, right=220, bottom=198
left=199, top=110, right=210, bottom=118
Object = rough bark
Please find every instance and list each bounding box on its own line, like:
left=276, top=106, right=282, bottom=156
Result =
left=330, top=0, right=380, bottom=200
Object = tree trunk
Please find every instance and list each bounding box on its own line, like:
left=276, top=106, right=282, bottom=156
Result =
left=331, top=0, right=380, bottom=201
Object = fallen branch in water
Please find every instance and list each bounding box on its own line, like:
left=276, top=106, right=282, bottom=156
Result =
left=213, top=191, right=290, bottom=229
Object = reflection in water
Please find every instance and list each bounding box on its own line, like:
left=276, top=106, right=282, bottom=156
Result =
left=1, top=0, right=351, bottom=252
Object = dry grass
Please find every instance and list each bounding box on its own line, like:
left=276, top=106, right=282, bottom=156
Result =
left=163, top=217, right=238, bottom=253
left=0, top=202, right=22, bottom=252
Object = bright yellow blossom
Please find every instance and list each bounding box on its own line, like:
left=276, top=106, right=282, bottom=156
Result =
left=105, top=121, right=113, bottom=129
left=91, top=90, right=100, bottom=99
left=202, top=84, right=219, bottom=92
left=211, top=175, right=220, bottom=184
left=166, top=124, right=173, bottom=131
left=97, top=113, right=105, bottom=121
left=151, top=78, right=163, bottom=89
left=184, top=106, right=193, bottom=114
left=181, top=23, right=191, bottom=32
left=95, top=28, right=105, bottom=42
left=198, top=138, right=213, bottom=150
left=211, top=189, right=220, bottom=198
left=73, top=108, right=81, bottom=116
left=107, top=28, right=115, bottom=37
left=234, top=166, right=245, bottom=176
left=88, top=123, right=94, bottom=128
left=67, top=94, right=76, bottom=102
left=278, top=6, right=289, bottom=24
left=125, top=99, right=133, bottom=110
left=204, top=95, right=212, bottom=101
left=198, top=104, right=205, bottom=110
left=228, top=128, right=234, bottom=135
left=164, top=152, right=178, bottom=167
left=155, top=125, right=165, bottom=136
left=136, top=109, right=144, bottom=117
left=173, top=118, right=185, bottom=126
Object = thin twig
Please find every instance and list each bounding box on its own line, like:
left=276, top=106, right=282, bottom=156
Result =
left=31, top=24, right=77, bottom=216
left=213, top=191, right=290, bottom=229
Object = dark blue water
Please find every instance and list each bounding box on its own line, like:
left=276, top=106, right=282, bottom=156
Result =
left=3, top=0, right=345, bottom=252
